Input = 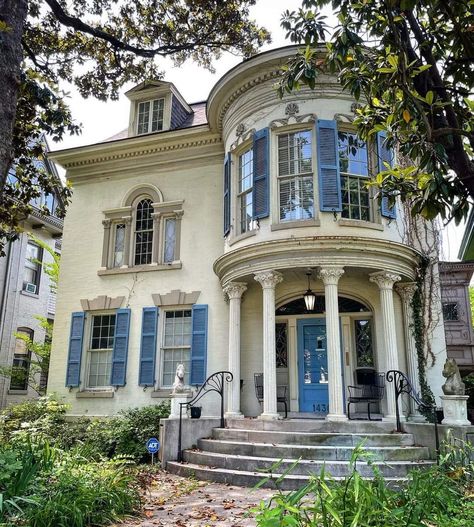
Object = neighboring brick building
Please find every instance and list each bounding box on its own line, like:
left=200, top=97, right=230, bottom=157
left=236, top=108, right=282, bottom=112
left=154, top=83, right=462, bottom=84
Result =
left=439, top=261, right=474, bottom=374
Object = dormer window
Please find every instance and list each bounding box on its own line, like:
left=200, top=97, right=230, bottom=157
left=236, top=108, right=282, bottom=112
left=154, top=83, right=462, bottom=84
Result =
left=137, top=98, right=165, bottom=135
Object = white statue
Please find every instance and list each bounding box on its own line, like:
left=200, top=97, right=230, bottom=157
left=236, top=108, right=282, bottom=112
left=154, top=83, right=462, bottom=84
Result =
left=172, top=363, right=186, bottom=394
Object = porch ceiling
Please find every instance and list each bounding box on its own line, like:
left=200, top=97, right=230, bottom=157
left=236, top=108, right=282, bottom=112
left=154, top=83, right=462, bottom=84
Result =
left=214, top=236, right=421, bottom=286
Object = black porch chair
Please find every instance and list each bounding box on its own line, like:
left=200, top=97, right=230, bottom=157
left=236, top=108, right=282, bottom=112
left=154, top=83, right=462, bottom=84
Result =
left=254, top=373, right=288, bottom=418
left=347, top=370, right=385, bottom=421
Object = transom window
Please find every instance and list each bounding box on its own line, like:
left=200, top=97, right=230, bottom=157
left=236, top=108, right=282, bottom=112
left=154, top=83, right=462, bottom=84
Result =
left=278, top=130, right=314, bottom=222
left=338, top=131, right=371, bottom=221
left=88, top=314, right=116, bottom=388
left=162, top=310, right=191, bottom=387
left=238, top=148, right=253, bottom=233
left=134, top=199, right=154, bottom=265
left=137, top=99, right=165, bottom=135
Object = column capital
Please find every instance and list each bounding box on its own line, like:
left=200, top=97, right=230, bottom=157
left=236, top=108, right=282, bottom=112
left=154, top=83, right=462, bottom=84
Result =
left=223, top=282, right=247, bottom=300
left=369, top=271, right=401, bottom=290
left=102, top=219, right=112, bottom=228
left=395, top=281, right=418, bottom=303
left=254, top=270, right=283, bottom=289
left=318, top=266, right=344, bottom=285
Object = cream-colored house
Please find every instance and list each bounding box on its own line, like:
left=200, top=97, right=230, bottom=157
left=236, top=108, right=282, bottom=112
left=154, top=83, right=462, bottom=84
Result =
left=48, top=46, right=448, bottom=422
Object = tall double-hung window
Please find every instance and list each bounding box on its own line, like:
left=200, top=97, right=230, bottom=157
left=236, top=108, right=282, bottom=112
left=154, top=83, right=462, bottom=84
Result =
left=278, top=130, right=314, bottom=222
left=137, top=99, right=165, bottom=135
left=338, top=131, right=370, bottom=221
left=134, top=199, right=154, bottom=265
left=162, top=310, right=192, bottom=386
left=238, top=148, right=253, bottom=233
left=87, top=314, right=116, bottom=388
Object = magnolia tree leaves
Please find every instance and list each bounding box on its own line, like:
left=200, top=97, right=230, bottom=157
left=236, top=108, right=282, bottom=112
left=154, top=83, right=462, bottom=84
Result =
left=277, top=0, right=474, bottom=224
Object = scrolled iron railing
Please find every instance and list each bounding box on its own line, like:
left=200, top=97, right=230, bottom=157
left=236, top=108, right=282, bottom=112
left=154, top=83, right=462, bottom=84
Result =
left=386, top=370, right=439, bottom=462
left=177, top=371, right=233, bottom=462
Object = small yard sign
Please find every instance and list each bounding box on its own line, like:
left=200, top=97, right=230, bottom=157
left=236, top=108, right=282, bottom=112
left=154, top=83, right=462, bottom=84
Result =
left=147, top=437, right=160, bottom=464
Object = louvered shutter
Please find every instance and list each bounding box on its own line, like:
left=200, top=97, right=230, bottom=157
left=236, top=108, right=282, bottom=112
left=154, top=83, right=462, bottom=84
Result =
left=65, top=312, right=85, bottom=387
left=138, top=307, right=158, bottom=386
left=377, top=131, right=397, bottom=219
left=110, top=308, right=131, bottom=386
left=190, top=304, right=208, bottom=385
left=317, top=120, right=342, bottom=212
left=252, top=128, right=270, bottom=219
left=223, top=153, right=231, bottom=236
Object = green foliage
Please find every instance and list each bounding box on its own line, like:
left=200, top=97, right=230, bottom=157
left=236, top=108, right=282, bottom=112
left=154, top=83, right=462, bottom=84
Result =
left=469, top=286, right=474, bottom=327
left=278, top=0, right=474, bottom=223
left=254, top=443, right=471, bottom=527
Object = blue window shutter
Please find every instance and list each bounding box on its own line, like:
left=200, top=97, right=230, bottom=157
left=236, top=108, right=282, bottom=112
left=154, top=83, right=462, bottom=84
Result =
left=377, top=131, right=397, bottom=219
left=110, top=308, right=131, bottom=386
left=223, top=153, right=231, bottom=236
left=65, top=312, right=85, bottom=387
left=317, top=119, right=342, bottom=212
left=190, top=304, right=208, bottom=385
left=252, top=128, right=270, bottom=219
left=139, top=307, right=158, bottom=386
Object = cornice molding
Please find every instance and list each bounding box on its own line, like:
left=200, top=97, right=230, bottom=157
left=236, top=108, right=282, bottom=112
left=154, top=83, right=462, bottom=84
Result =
left=213, top=236, right=421, bottom=286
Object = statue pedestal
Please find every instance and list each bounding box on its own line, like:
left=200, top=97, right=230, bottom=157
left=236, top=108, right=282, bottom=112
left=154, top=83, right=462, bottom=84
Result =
left=169, top=392, right=193, bottom=420
left=441, top=395, right=470, bottom=426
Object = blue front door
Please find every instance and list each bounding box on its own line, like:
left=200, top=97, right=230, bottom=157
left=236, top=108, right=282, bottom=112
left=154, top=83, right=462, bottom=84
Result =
left=297, top=319, right=329, bottom=414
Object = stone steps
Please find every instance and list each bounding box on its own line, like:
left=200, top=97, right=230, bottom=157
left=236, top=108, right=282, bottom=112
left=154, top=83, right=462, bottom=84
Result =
left=166, top=419, right=434, bottom=490
left=198, top=438, right=430, bottom=461
left=166, top=461, right=407, bottom=490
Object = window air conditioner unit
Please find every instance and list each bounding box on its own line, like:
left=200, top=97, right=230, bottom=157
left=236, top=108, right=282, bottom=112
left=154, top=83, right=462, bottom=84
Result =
left=25, top=283, right=37, bottom=294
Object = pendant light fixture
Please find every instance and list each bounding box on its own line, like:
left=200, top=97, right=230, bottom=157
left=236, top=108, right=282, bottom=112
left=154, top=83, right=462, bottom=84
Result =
left=303, top=271, right=316, bottom=311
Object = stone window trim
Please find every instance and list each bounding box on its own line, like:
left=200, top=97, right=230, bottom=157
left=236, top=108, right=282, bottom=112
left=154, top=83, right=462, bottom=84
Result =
left=100, top=198, right=184, bottom=274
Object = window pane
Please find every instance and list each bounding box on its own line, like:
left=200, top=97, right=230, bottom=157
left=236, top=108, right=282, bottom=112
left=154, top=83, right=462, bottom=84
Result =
left=90, top=315, right=116, bottom=350
left=341, top=175, right=371, bottom=221
left=162, top=310, right=192, bottom=386
left=137, top=101, right=150, bottom=134
left=163, top=218, right=176, bottom=263
left=135, top=199, right=153, bottom=265
left=278, top=131, right=312, bottom=177
left=113, top=224, right=126, bottom=268
left=151, top=99, right=164, bottom=132
left=88, top=350, right=113, bottom=387
left=355, top=319, right=374, bottom=367
left=279, top=175, right=314, bottom=221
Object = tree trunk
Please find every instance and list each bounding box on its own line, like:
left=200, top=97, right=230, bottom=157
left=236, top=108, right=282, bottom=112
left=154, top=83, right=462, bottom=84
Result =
left=0, top=0, right=27, bottom=190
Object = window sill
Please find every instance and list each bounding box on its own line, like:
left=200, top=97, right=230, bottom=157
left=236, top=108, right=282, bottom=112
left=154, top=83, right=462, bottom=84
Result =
left=20, top=290, right=39, bottom=299
left=8, top=389, right=28, bottom=395
left=76, top=390, right=115, bottom=399
left=337, top=219, right=383, bottom=231
left=151, top=389, right=193, bottom=398
left=98, top=262, right=182, bottom=276
left=228, top=229, right=257, bottom=247
left=271, top=219, right=321, bottom=231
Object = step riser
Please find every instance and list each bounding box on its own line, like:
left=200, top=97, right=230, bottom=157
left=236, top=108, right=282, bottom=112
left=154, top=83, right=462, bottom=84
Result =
left=212, top=429, right=414, bottom=447
left=226, top=419, right=395, bottom=434
left=198, top=439, right=430, bottom=461
left=167, top=462, right=405, bottom=491
left=184, top=451, right=434, bottom=478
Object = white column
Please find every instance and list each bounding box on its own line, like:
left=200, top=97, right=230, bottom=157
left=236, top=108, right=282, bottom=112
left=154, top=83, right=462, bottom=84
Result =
left=254, top=270, right=283, bottom=420
left=319, top=266, right=347, bottom=422
left=369, top=271, right=401, bottom=421
left=223, top=282, right=247, bottom=419
left=396, top=282, right=424, bottom=421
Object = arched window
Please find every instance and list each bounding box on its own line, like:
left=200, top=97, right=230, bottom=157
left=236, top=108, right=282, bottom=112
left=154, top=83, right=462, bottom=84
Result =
left=134, top=198, right=154, bottom=265
left=100, top=187, right=184, bottom=273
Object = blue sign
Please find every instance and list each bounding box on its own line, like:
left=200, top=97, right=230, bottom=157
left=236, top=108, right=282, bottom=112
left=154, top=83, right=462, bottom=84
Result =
left=147, top=437, right=160, bottom=454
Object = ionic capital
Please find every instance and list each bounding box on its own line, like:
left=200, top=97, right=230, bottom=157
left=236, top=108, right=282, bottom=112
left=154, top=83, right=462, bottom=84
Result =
left=223, top=282, right=247, bottom=301
left=318, top=266, right=344, bottom=286
left=254, top=270, right=283, bottom=290
left=369, top=271, right=401, bottom=290
left=395, top=282, right=418, bottom=303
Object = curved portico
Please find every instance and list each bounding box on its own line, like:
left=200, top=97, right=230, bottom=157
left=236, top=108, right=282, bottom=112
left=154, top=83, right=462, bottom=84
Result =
left=216, top=236, right=421, bottom=421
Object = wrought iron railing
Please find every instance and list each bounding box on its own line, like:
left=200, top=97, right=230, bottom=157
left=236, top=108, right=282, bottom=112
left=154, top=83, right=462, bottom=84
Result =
left=177, top=371, right=233, bottom=462
left=386, top=370, right=439, bottom=462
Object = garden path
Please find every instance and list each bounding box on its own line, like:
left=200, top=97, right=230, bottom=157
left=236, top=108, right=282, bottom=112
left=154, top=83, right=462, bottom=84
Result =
left=116, top=470, right=274, bottom=527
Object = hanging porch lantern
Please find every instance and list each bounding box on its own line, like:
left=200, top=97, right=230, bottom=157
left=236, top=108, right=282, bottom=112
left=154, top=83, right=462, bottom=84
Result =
left=303, top=271, right=316, bottom=311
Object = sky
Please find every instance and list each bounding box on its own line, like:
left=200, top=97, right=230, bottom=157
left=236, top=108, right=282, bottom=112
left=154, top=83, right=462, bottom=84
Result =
left=52, top=0, right=465, bottom=261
